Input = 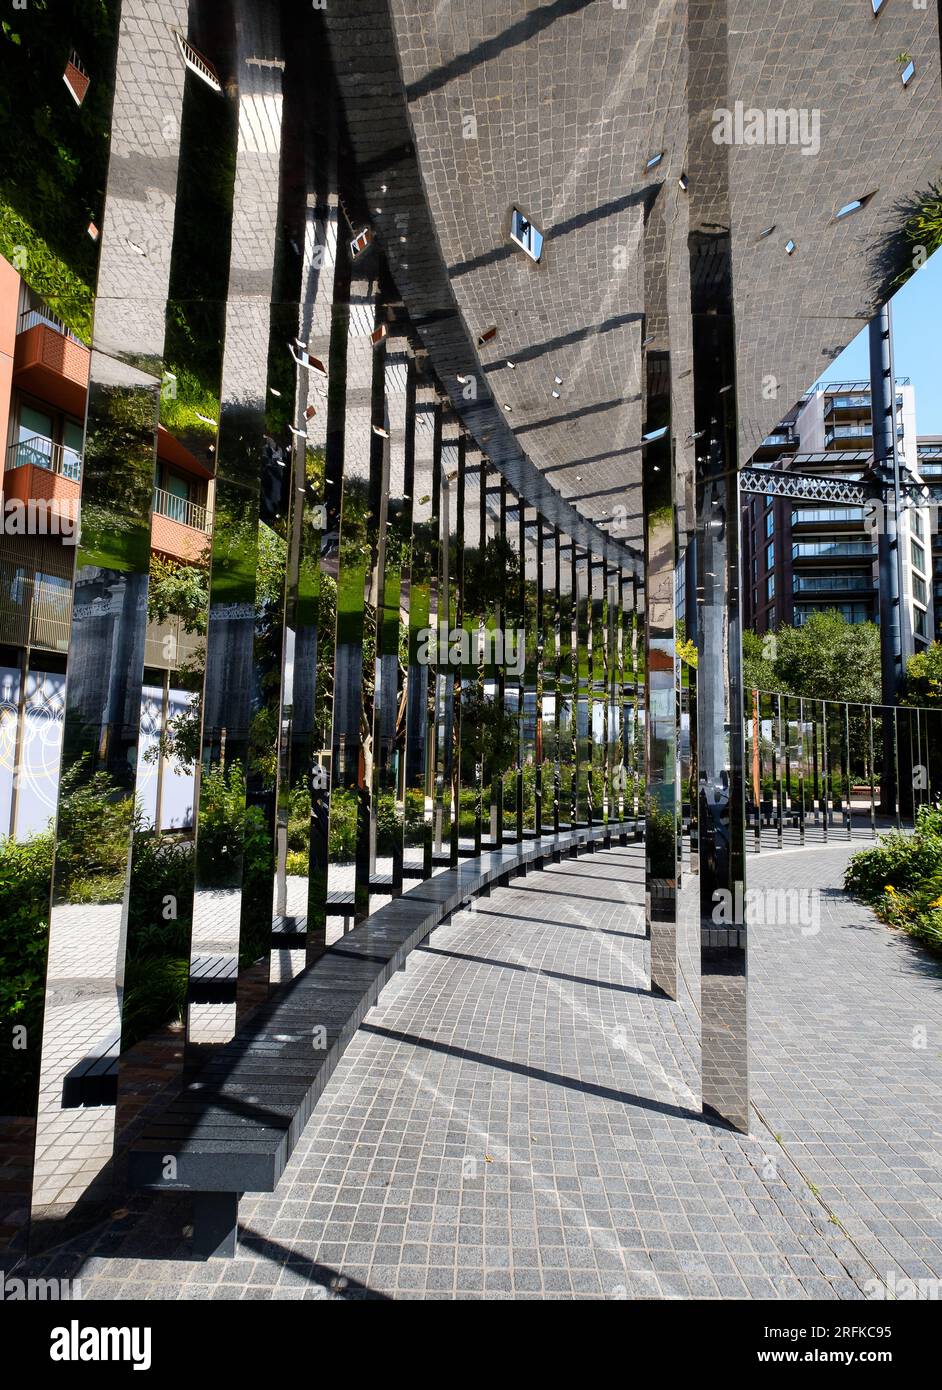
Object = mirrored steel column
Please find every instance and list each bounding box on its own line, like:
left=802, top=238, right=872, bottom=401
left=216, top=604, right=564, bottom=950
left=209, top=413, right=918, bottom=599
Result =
left=30, top=3, right=189, bottom=1228
left=643, top=411, right=678, bottom=998
left=689, top=0, right=748, bottom=1131
left=403, top=379, right=438, bottom=881
left=459, top=447, right=483, bottom=854
left=557, top=540, right=576, bottom=831
left=327, top=257, right=381, bottom=927
left=371, top=327, right=412, bottom=898
left=575, top=548, right=591, bottom=827
left=187, top=24, right=286, bottom=1044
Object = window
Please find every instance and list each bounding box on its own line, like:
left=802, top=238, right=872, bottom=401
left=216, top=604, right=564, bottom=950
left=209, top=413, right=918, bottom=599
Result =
left=911, top=538, right=925, bottom=572
left=914, top=606, right=927, bottom=639
left=766, top=541, right=774, bottom=569
left=901, top=60, right=915, bottom=87
left=766, top=573, right=775, bottom=601
left=765, top=511, right=774, bottom=537
left=913, top=574, right=927, bottom=604
left=911, top=509, right=924, bottom=539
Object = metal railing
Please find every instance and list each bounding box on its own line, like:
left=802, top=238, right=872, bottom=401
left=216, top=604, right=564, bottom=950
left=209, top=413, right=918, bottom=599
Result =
left=152, top=485, right=210, bottom=532
left=792, top=540, right=873, bottom=560
left=0, top=562, right=71, bottom=652
left=790, top=506, right=866, bottom=525
left=17, top=306, right=86, bottom=346
left=5, top=435, right=82, bottom=482
left=792, top=573, right=874, bottom=593
left=745, top=688, right=942, bottom=845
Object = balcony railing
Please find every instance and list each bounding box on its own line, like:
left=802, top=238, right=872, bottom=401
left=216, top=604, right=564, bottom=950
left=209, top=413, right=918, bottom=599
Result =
left=759, top=431, right=797, bottom=448
left=792, top=540, right=873, bottom=560
left=793, top=574, right=874, bottom=593
left=791, top=506, right=866, bottom=526
left=17, top=306, right=86, bottom=347
left=0, top=561, right=71, bottom=652
left=5, top=435, right=82, bottom=482
left=152, top=485, right=210, bottom=532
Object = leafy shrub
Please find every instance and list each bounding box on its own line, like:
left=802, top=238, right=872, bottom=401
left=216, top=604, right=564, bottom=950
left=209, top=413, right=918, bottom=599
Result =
left=845, top=805, right=942, bottom=957
left=120, top=957, right=189, bottom=1052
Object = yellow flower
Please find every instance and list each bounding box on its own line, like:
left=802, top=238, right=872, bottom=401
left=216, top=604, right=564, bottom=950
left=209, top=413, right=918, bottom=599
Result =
left=928, top=895, right=942, bottom=909
left=884, top=885, right=896, bottom=894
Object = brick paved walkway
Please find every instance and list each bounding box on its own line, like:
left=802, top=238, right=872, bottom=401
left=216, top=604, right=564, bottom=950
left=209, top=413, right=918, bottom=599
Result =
left=18, top=838, right=942, bottom=1299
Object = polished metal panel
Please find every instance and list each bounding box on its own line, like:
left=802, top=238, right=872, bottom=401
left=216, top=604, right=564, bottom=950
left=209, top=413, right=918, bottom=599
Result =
left=30, top=1, right=189, bottom=1222
left=459, top=447, right=483, bottom=854
left=689, top=0, right=748, bottom=1133
left=327, top=258, right=381, bottom=927
left=643, top=421, right=677, bottom=998
left=557, top=539, right=576, bottom=830
left=522, top=511, right=540, bottom=836
left=187, top=26, right=286, bottom=1043
left=574, top=549, right=591, bottom=828
left=433, top=419, right=460, bottom=866
left=372, top=340, right=413, bottom=895
left=403, top=384, right=439, bottom=879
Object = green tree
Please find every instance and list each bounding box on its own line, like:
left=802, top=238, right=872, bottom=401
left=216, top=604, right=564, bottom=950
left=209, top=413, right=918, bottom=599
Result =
left=903, top=641, right=942, bottom=706
left=743, top=613, right=880, bottom=703
left=742, top=629, right=780, bottom=694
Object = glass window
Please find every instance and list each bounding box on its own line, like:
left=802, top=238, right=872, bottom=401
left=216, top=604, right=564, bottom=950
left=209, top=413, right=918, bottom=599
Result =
left=766, top=541, right=774, bottom=569
left=766, top=573, right=775, bottom=601
left=765, top=512, right=774, bottom=537
left=911, top=509, right=924, bottom=540
left=914, top=606, right=927, bottom=639
left=913, top=573, right=927, bottom=604
left=911, top=539, right=925, bottom=572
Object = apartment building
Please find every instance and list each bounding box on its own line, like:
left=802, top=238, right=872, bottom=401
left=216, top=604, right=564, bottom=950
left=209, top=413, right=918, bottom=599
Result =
left=742, top=379, right=934, bottom=655
left=0, top=257, right=211, bottom=838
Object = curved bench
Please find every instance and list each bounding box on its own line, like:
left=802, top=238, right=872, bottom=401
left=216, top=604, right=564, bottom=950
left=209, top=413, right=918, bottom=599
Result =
left=127, top=819, right=637, bottom=1257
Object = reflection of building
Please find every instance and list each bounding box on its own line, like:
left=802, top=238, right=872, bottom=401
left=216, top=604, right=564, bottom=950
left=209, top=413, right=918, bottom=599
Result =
left=742, top=380, right=934, bottom=657
left=0, top=260, right=211, bottom=836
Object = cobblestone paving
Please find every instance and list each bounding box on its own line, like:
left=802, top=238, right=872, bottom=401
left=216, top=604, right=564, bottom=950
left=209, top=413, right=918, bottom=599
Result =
left=26, top=837, right=936, bottom=1300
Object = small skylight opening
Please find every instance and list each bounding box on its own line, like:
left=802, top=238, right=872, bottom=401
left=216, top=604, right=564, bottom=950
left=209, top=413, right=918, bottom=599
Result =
left=506, top=360, right=516, bottom=369
left=901, top=59, right=915, bottom=86
left=478, top=326, right=497, bottom=346
left=372, top=425, right=390, bottom=438
left=757, top=225, right=776, bottom=239
left=871, top=0, right=885, bottom=12
left=554, top=375, right=563, bottom=385
left=509, top=208, right=543, bottom=262
left=784, top=239, right=797, bottom=255
left=503, top=403, right=513, bottom=412
left=642, top=426, right=669, bottom=443
left=552, top=390, right=560, bottom=399
left=371, top=325, right=387, bottom=347
left=645, top=153, right=663, bottom=171
left=173, top=28, right=222, bottom=92
left=677, top=172, right=689, bottom=192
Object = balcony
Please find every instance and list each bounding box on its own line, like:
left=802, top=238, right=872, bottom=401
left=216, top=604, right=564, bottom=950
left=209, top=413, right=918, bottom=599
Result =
left=790, top=506, right=866, bottom=527
left=792, top=573, right=874, bottom=593
left=150, top=485, right=212, bottom=564
left=13, top=308, right=90, bottom=418
left=3, top=435, right=82, bottom=522
left=792, top=540, right=873, bottom=562
left=0, top=560, right=72, bottom=653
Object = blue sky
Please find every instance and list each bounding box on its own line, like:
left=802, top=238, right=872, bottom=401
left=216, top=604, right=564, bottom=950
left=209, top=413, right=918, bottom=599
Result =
left=817, top=251, right=942, bottom=435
